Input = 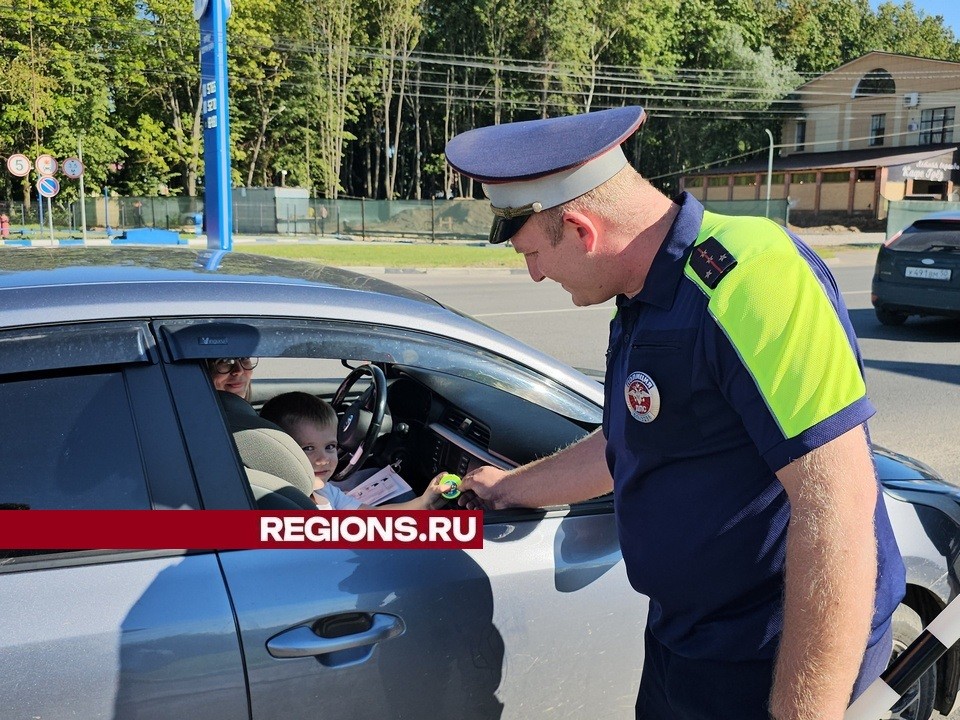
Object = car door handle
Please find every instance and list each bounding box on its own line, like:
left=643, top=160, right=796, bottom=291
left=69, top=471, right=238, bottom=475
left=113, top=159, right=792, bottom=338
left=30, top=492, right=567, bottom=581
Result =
left=266, top=613, right=405, bottom=659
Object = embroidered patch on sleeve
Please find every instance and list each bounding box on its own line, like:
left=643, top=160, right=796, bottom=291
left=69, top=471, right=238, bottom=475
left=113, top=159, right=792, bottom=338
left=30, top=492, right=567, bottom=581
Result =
left=689, top=236, right=737, bottom=289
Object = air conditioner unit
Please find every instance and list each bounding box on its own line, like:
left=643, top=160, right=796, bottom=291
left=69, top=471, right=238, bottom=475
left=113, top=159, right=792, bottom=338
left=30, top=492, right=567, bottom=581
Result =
left=903, top=92, right=920, bottom=108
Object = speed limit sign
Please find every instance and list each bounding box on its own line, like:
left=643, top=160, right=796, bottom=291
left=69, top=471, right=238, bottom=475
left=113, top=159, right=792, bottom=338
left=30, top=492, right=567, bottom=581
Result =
left=6, top=153, right=31, bottom=177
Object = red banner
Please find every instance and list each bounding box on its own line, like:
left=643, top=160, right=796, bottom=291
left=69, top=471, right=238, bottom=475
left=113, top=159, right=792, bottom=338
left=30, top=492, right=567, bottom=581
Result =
left=0, top=511, right=484, bottom=550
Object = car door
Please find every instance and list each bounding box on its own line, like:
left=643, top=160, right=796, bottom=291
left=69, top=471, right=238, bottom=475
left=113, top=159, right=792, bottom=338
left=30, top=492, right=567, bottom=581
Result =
left=0, top=322, right=249, bottom=720
left=157, top=324, right=646, bottom=719
left=213, top=506, right=644, bottom=720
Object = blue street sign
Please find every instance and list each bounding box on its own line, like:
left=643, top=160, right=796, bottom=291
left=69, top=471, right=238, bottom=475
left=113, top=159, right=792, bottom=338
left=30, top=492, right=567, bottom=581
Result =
left=197, top=0, right=233, bottom=250
left=36, top=176, right=60, bottom=198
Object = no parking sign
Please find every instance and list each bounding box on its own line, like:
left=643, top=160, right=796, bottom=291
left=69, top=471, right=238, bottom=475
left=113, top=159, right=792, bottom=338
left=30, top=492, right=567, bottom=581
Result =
left=36, top=176, right=60, bottom=198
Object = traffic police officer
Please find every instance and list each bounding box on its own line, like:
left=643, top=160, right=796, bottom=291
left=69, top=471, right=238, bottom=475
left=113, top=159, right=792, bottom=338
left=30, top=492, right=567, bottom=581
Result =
left=447, top=107, right=905, bottom=719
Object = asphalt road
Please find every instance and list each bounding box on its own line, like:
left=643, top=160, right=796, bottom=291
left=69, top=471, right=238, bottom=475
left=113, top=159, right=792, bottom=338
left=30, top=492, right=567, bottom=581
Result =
left=384, top=248, right=960, bottom=719
left=383, top=248, right=960, bottom=486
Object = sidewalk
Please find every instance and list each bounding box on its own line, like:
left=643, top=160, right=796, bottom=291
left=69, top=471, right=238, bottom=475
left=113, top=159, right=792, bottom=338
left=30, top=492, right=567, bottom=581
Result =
left=794, top=231, right=884, bottom=247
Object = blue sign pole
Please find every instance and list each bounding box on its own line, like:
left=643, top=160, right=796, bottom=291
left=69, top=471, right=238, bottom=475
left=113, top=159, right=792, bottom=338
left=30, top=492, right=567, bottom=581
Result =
left=196, top=0, right=234, bottom=250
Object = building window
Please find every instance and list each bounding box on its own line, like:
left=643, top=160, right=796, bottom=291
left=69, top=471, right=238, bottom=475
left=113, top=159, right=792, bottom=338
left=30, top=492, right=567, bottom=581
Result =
left=870, top=114, right=885, bottom=146
left=852, top=68, right=895, bottom=97
left=795, top=120, right=806, bottom=151
left=684, top=177, right=703, bottom=187
left=857, top=169, right=876, bottom=182
left=707, top=176, right=727, bottom=187
left=823, top=171, right=849, bottom=183
left=919, top=107, right=955, bottom=145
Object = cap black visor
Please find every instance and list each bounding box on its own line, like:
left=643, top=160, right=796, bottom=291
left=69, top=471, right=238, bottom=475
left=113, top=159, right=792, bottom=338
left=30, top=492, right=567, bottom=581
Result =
left=489, top=214, right=532, bottom=244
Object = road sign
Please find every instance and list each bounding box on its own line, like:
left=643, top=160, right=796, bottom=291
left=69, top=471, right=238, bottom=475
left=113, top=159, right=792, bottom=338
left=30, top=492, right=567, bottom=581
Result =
left=6, top=154, right=31, bottom=177
left=35, top=154, right=58, bottom=176
left=36, top=176, right=60, bottom=198
left=62, top=157, right=84, bottom=179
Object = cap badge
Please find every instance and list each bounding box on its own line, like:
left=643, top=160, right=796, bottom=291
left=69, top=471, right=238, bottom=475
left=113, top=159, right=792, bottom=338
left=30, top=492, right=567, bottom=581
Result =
left=624, top=371, right=660, bottom=423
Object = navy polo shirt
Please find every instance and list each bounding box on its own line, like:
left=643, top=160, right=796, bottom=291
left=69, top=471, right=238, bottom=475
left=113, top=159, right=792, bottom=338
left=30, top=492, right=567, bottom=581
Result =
left=602, top=193, right=905, bottom=662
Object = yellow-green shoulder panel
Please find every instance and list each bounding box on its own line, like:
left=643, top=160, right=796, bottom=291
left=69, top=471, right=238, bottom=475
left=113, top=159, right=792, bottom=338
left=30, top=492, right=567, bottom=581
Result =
left=683, top=212, right=865, bottom=439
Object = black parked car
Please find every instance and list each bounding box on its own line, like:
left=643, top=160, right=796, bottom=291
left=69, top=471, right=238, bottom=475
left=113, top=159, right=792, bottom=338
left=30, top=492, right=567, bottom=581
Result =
left=0, top=247, right=958, bottom=720
left=872, top=211, right=960, bottom=326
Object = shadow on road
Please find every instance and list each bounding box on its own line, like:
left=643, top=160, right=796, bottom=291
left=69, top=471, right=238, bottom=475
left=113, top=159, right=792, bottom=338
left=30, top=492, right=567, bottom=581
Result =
left=849, top=308, right=960, bottom=343
left=863, top=359, right=960, bottom=387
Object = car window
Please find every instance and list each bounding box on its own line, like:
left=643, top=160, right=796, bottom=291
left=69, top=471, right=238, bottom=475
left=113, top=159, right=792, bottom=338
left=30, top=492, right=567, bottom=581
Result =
left=159, top=318, right=602, bottom=424
left=894, top=223, right=960, bottom=251
left=0, top=371, right=151, bottom=510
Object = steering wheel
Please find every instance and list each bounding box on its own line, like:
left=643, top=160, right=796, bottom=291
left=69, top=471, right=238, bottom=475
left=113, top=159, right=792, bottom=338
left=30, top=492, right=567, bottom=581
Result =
left=330, top=363, right=388, bottom=482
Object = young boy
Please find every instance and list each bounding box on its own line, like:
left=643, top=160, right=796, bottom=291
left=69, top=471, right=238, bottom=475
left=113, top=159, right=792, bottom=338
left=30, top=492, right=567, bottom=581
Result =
left=260, top=391, right=451, bottom=510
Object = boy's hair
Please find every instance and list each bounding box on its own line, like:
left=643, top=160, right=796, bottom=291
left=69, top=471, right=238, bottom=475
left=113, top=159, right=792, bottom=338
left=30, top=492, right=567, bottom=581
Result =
left=260, top=391, right=337, bottom=433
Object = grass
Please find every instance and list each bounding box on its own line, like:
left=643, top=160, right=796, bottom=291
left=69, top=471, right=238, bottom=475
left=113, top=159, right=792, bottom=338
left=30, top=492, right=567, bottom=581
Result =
left=237, top=241, right=526, bottom=268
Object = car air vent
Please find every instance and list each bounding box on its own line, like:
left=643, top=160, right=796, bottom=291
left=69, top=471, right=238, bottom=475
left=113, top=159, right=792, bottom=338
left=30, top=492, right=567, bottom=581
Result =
left=442, top=408, right=491, bottom=447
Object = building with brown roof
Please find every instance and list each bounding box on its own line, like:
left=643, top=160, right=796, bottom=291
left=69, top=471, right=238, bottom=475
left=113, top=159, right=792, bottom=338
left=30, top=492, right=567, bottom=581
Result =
left=680, top=52, right=959, bottom=222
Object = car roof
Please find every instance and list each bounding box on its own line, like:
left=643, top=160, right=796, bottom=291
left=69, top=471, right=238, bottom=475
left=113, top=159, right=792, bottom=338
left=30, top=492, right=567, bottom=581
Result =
left=911, top=210, right=960, bottom=225
left=0, top=246, right=441, bottom=328
left=0, top=246, right=604, bottom=402
left=0, top=245, right=434, bottom=300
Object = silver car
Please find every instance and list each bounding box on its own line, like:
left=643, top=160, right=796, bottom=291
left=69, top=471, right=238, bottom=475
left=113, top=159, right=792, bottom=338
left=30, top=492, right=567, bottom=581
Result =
left=0, top=247, right=957, bottom=720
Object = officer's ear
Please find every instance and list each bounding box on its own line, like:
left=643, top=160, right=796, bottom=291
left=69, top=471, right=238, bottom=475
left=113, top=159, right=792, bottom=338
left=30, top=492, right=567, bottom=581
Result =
left=560, top=210, right=600, bottom=252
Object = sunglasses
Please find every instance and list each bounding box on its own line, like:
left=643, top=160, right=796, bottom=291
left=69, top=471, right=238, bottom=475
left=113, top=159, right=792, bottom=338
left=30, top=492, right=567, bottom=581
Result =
left=210, top=357, right=259, bottom=374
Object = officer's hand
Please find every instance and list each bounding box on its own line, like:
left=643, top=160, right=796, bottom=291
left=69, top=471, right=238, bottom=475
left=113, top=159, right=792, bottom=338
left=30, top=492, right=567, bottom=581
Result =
left=459, top=466, right=509, bottom=510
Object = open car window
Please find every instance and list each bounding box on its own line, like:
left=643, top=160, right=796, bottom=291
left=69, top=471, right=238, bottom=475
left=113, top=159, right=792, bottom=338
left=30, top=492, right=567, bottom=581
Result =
left=157, top=317, right=602, bottom=425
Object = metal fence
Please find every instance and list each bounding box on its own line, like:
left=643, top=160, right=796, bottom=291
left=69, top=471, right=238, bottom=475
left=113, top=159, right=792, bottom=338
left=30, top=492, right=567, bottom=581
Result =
left=0, top=196, right=203, bottom=238
left=1, top=193, right=790, bottom=242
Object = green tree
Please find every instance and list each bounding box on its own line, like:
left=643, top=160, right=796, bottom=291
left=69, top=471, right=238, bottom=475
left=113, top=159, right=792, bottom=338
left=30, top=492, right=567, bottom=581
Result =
left=290, top=0, right=367, bottom=197
left=118, top=0, right=203, bottom=196
left=371, top=0, right=422, bottom=199
left=0, top=0, right=129, bottom=206
left=766, top=0, right=874, bottom=74
left=865, top=1, right=960, bottom=61
left=227, top=0, right=294, bottom=189
left=640, top=0, right=801, bottom=193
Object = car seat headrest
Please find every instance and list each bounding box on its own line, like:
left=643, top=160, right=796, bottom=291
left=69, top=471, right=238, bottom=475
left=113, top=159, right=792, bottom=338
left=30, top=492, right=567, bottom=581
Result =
left=233, top=427, right=316, bottom=498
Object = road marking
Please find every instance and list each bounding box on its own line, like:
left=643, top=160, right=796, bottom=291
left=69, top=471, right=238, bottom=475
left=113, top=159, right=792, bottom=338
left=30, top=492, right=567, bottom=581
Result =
left=843, top=290, right=871, bottom=296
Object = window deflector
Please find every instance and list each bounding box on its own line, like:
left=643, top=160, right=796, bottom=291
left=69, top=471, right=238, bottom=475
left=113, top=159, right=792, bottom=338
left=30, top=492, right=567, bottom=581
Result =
left=0, top=321, right=155, bottom=376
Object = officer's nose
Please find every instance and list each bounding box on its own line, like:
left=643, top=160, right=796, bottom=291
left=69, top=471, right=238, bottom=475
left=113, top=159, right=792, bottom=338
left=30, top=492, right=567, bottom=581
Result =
left=525, top=254, right=545, bottom=283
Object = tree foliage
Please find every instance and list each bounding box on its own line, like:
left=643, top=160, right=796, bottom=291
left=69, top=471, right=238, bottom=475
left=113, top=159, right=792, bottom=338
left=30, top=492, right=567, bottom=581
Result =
left=0, top=0, right=958, bottom=203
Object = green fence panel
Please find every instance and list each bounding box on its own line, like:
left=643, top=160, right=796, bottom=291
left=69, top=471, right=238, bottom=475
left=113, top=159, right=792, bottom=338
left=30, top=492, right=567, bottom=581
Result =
left=9, top=194, right=788, bottom=242
left=885, top=200, right=960, bottom=240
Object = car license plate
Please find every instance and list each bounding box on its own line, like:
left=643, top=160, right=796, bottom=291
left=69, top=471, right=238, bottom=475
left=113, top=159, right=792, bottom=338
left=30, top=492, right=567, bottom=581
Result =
left=905, top=266, right=952, bottom=281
